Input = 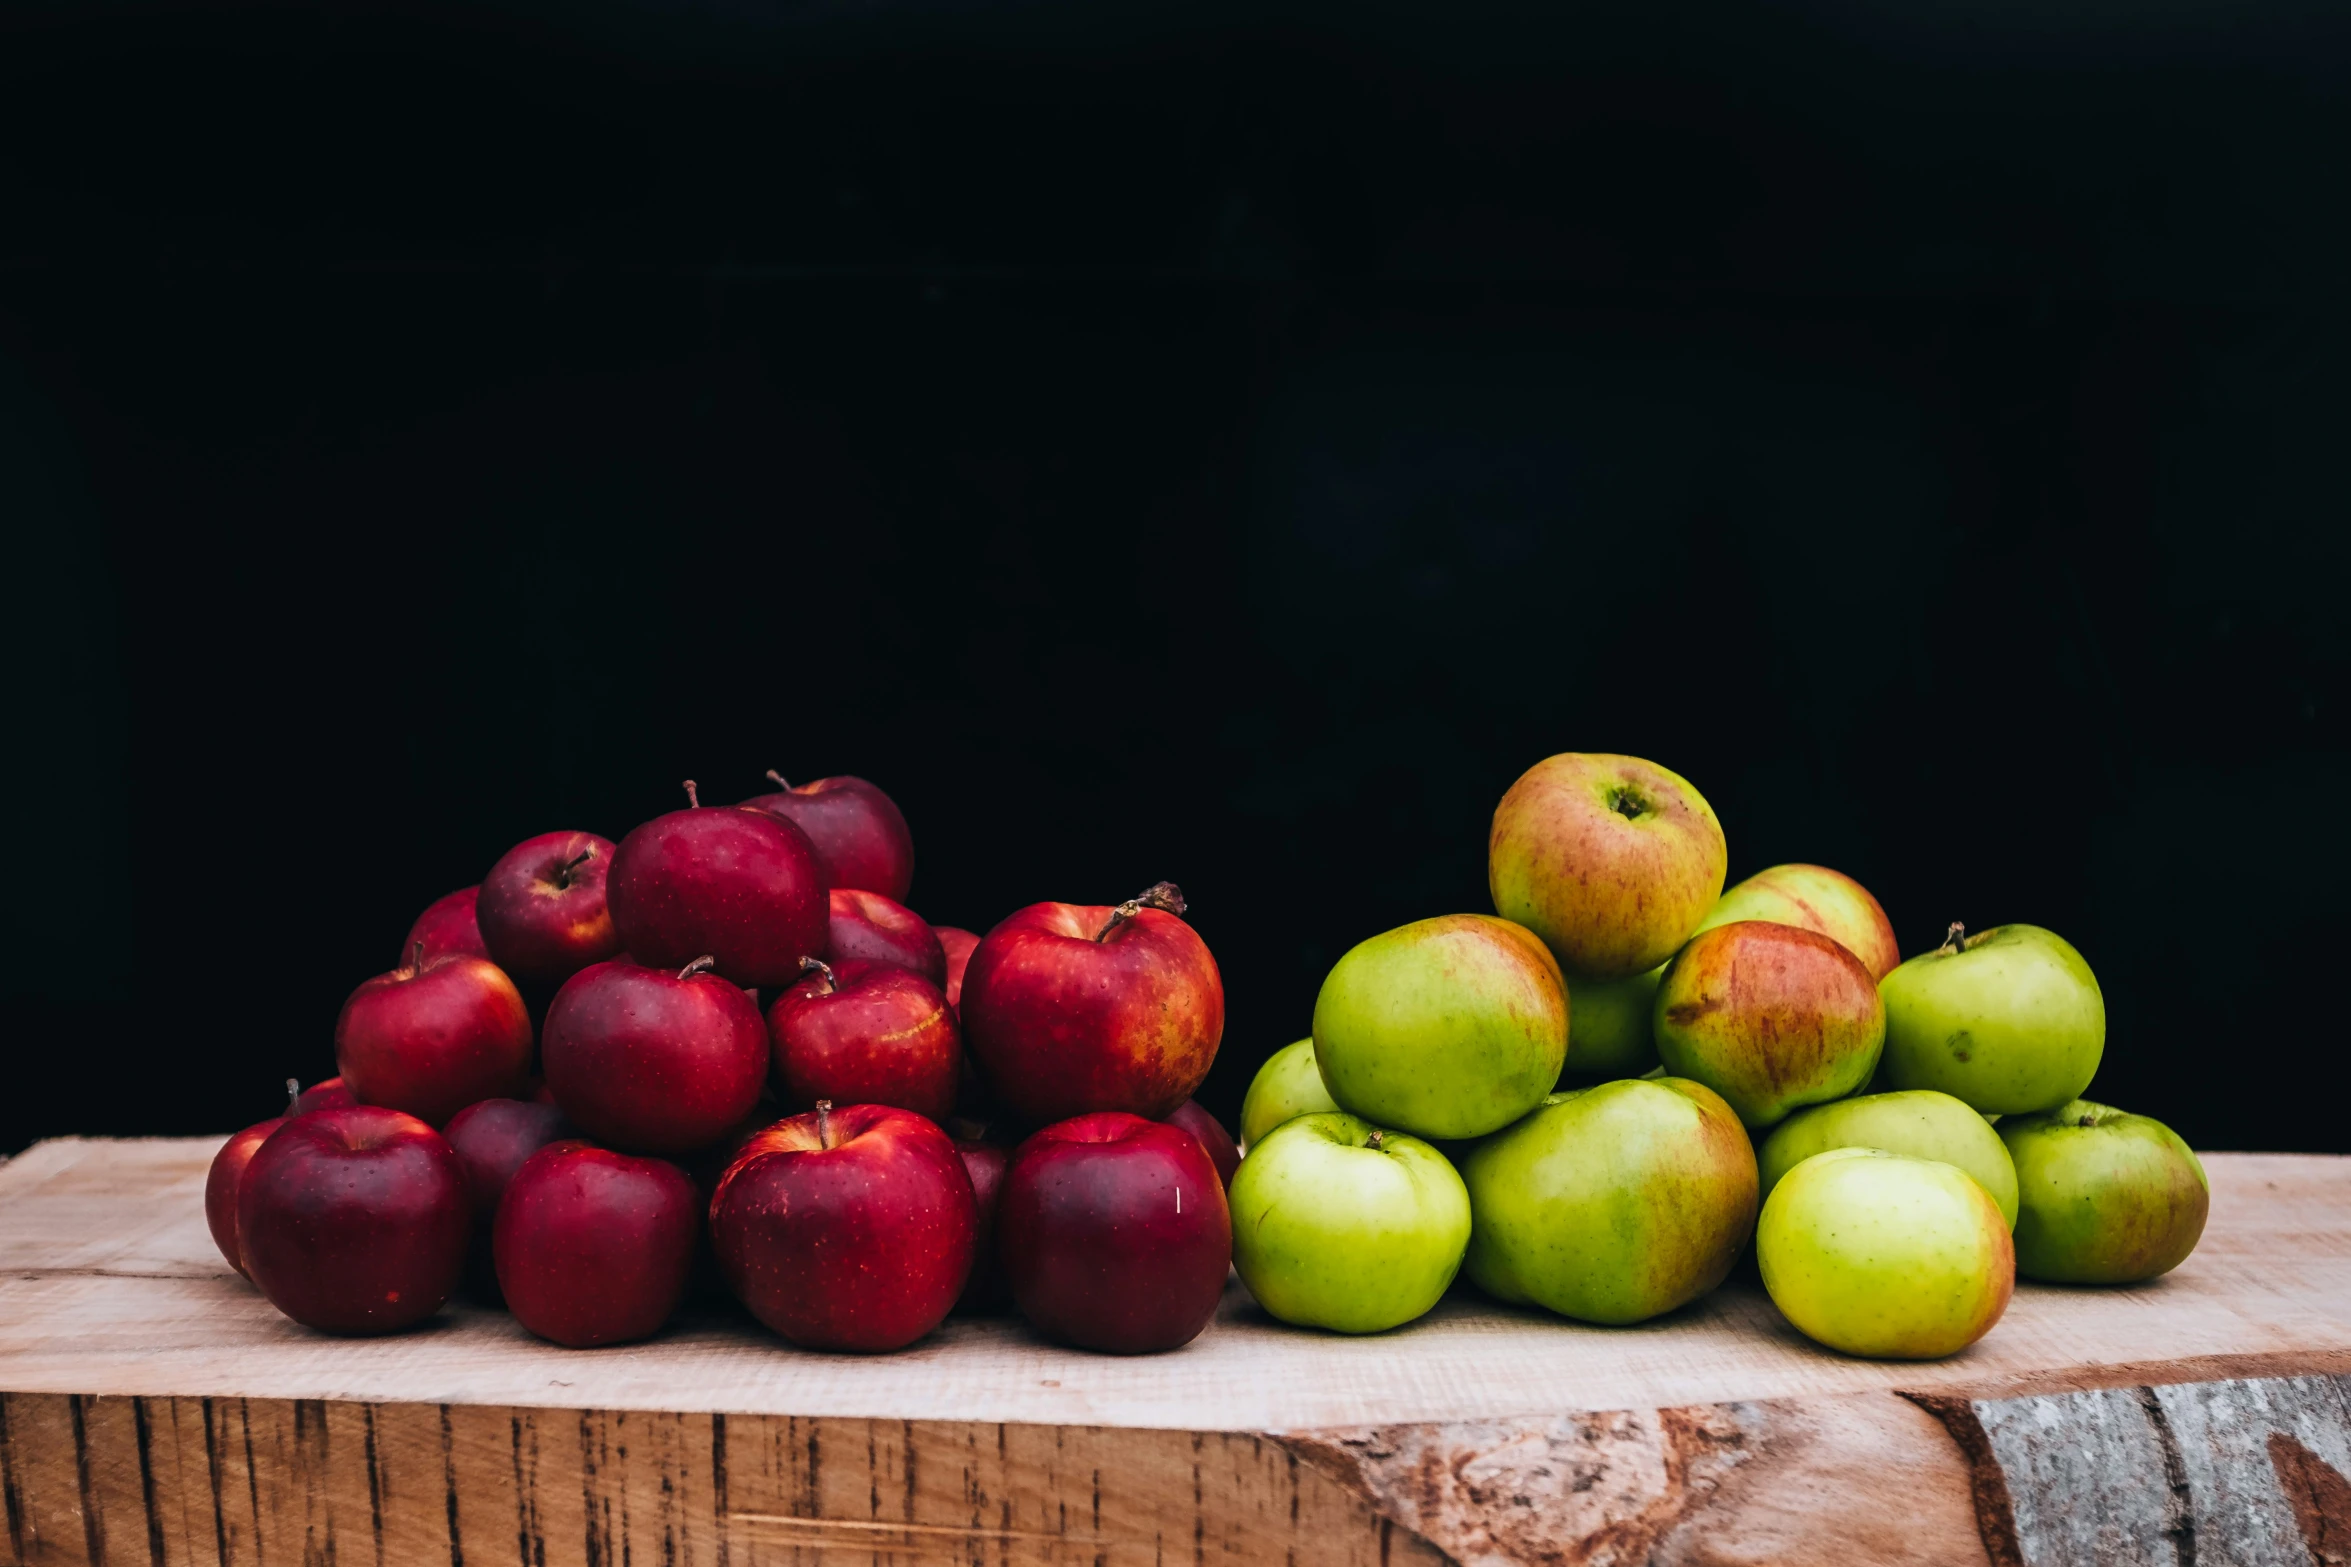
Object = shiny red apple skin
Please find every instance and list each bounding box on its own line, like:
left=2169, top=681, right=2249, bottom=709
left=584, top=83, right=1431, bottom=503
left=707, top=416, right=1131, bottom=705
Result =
left=999, top=1112, right=1231, bottom=1353
left=607, top=794, right=829, bottom=987
left=477, top=831, right=622, bottom=987
left=709, top=1104, right=976, bottom=1352
left=295, top=1078, right=358, bottom=1115
left=953, top=1138, right=1012, bottom=1312
left=541, top=959, right=768, bottom=1154
left=235, top=1107, right=470, bottom=1334
left=767, top=961, right=962, bottom=1123
left=444, top=1098, right=574, bottom=1226
left=205, top=1118, right=283, bottom=1278
left=405, top=886, right=488, bottom=964
left=1164, top=1100, right=1240, bottom=1187
left=826, top=888, right=947, bottom=985
left=739, top=775, right=914, bottom=902
left=934, top=927, right=980, bottom=1009
left=334, top=954, right=534, bottom=1128
left=493, top=1142, right=699, bottom=1348
left=960, top=898, right=1224, bottom=1124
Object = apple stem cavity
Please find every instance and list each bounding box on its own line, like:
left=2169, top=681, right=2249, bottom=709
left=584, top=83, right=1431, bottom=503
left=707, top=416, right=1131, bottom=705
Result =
left=799, top=955, right=838, bottom=994
left=815, top=1100, right=834, bottom=1150
left=765, top=768, right=793, bottom=791
left=682, top=779, right=700, bottom=808
left=1937, top=922, right=1968, bottom=957
left=1607, top=787, right=1648, bottom=821
left=1094, top=881, right=1189, bottom=941
left=1365, top=1129, right=1385, bottom=1152
left=678, top=955, right=719, bottom=981
left=553, top=848, right=593, bottom=889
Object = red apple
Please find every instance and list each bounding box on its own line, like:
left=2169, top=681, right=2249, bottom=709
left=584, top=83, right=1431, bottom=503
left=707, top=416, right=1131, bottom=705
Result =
left=541, top=957, right=768, bottom=1154
left=767, top=959, right=961, bottom=1123
left=934, top=926, right=980, bottom=1009
left=998, top=1112, right=1231, bottom=1353
left=477, top=830, right=622, bottom=986
left=493, top=1142, right=700, bottom=1348
left=826, top=888, right=947, bottom=985
left=953, top=1138, right=1012, bottom=1312
left=236, top=1106, right=470, bottom=1334
left=607, top=781, right=829, bottom=988
left=739, top=771, right=914, bottom=902
left=1164, top=1100, right=1240, bottom=1187
left=205, top=1117, right=283, bottom=1278
left=444, top=1097, right=574, bottom=1228
left=709, top=1102, right=975, bottom=1351
left=335, top=949, right=534, bottom=1128
left=294, top=1077, right=358, bottom=1115
left=960, top=883, right=1223, bottom=1124
left=404, top=886, right=488, bottom=964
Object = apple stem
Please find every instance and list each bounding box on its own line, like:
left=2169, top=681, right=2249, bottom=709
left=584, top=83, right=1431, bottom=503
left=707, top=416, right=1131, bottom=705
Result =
left=679, top=955, right=719, bottom=981
left=1937, top=922, right=1967, bottom=956
left=553, top=849, right=593, bottom=890
left=1366, top=1129, right=1384, bottom=1151
left=682, top=779, right=701, bottom=808
left=765, top=768, right=793, bottom=791
left=407, top=938, right=425, bottom=976
left=815, top=1100, right=834, bottom=1150
left=1094, top=881, right=1188, bottom=941
left=799, top=955, right=838, bottom=994
left=285, top=1078, right=300, bottom=1114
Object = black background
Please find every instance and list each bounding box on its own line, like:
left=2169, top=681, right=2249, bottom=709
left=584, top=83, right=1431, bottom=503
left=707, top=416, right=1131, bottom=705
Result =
left=5, top=0, right=2347, bottom=1156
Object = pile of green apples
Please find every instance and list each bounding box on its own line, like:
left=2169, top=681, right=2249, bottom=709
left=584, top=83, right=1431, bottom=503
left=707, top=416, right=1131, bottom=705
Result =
left=1229, top=753, right=2210, bottom=1359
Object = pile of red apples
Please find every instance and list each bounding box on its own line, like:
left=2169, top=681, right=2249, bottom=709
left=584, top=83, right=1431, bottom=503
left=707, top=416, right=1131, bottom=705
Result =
left=206, top=774, right=1243, bottom=1355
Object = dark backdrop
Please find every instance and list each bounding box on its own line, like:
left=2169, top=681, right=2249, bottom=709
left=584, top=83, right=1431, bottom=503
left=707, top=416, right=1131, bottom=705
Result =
left=5, top=0, right=2347, bottom=1155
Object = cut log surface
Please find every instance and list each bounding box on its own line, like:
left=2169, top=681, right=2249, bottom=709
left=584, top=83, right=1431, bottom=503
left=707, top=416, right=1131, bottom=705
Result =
left=1, top=1138, right=2346, bottom=1566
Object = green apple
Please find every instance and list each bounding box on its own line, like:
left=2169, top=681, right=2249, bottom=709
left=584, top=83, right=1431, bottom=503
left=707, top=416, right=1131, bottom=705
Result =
left=1313, top=914, right=1568, bottom=1140
left=1229, top=1113, right=1472, bottom=1334
left=1653, top=921, right=1885, bottom=1129
left=1689, top=863, right=1901, bottom=979
left=1239, top=1038, right=1342, bottom=1152
left=1759, top=1090, right=2018, bottom=1226
left=1488, top=753, right=1727, bottom=981
left=1459, top=1077, right=1757, bottom=1325
left=1757, top=1147, right=2014, bottom=1359
left=1878, top=923, right=2104, bottom=1114
left=1561, top=964, right=1665, bottom=1080
left=1998, top=1100, right=2208, bottom=1284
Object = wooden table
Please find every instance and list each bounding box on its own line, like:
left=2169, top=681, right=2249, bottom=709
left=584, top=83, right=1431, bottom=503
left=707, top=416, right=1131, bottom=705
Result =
left=2, top=1139, right=2346, bottom=1566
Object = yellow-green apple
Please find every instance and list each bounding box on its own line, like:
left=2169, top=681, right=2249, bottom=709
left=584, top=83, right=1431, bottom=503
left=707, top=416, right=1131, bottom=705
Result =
left=1229, top=1113, right=1470, bottom=1334
left=1312, top=915, right=1566, bottom=1140
left=1689, top=864, right=1900, bottom=979
left=1561, top=965, right=1665, bottom=1080
left=1758, top=1147, right=2013, bottom=1358
left=1760, top=1090, right=2017, bottom=1226
left=1878, top=924, right=2104, bottom=1114
left=1238, top=1038, right=1341, bottom=1151
left=1653, top=922, right=1885, bottom=1128
left=1998, top=1101, right=2208, bottom=1284
left=1459, top=1077, right=1757, bottom=1324
left=1488, top=753, right=1727, bottom=980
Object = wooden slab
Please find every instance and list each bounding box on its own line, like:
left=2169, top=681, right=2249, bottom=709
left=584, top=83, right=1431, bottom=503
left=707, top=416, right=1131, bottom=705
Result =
left=2, top=1139, right=2347, bottom=1566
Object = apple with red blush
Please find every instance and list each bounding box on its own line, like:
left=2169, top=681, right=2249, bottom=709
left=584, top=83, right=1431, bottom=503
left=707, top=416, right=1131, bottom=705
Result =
left=826, top=888, right=946, bottom=984
left=953, top=1138, right=1012, bottom=1312
left=767, top=958, right=961, bottom=1123
left=493, top=1142, right=700, bottom=1347
left=961, top=883, right=1224, bottom=1124
left=205, top=1117, right=283, bottom=1278
left=998, top=1112, right=1231, bottom=1353
left=1165, top=1100, right=1239, bottom=1187
left=541, top=956, right=768, bottom=1154
left=335, top=947, right=533, bottom=1127
left=709, top=1101, right=976, bottom=1351
left=294, top=1077, right=358, bottom=1115
left=740, top=771, right=914, bottom=902
left=236, top=1106, right=471, bottom=1334
left=444, top=1096, right=574, bottom=1294
left=607, top=781, right=829, bottom=987
left=477, top=831, right=622, bottom=987
left=934, top=927, right=979, bottom=1009
left=404, top=886, right=487, bottom=964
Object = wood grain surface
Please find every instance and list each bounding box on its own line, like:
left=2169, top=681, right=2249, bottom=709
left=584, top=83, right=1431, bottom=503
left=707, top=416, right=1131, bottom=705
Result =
left=4, top=1140, right=2348, bottom=1567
